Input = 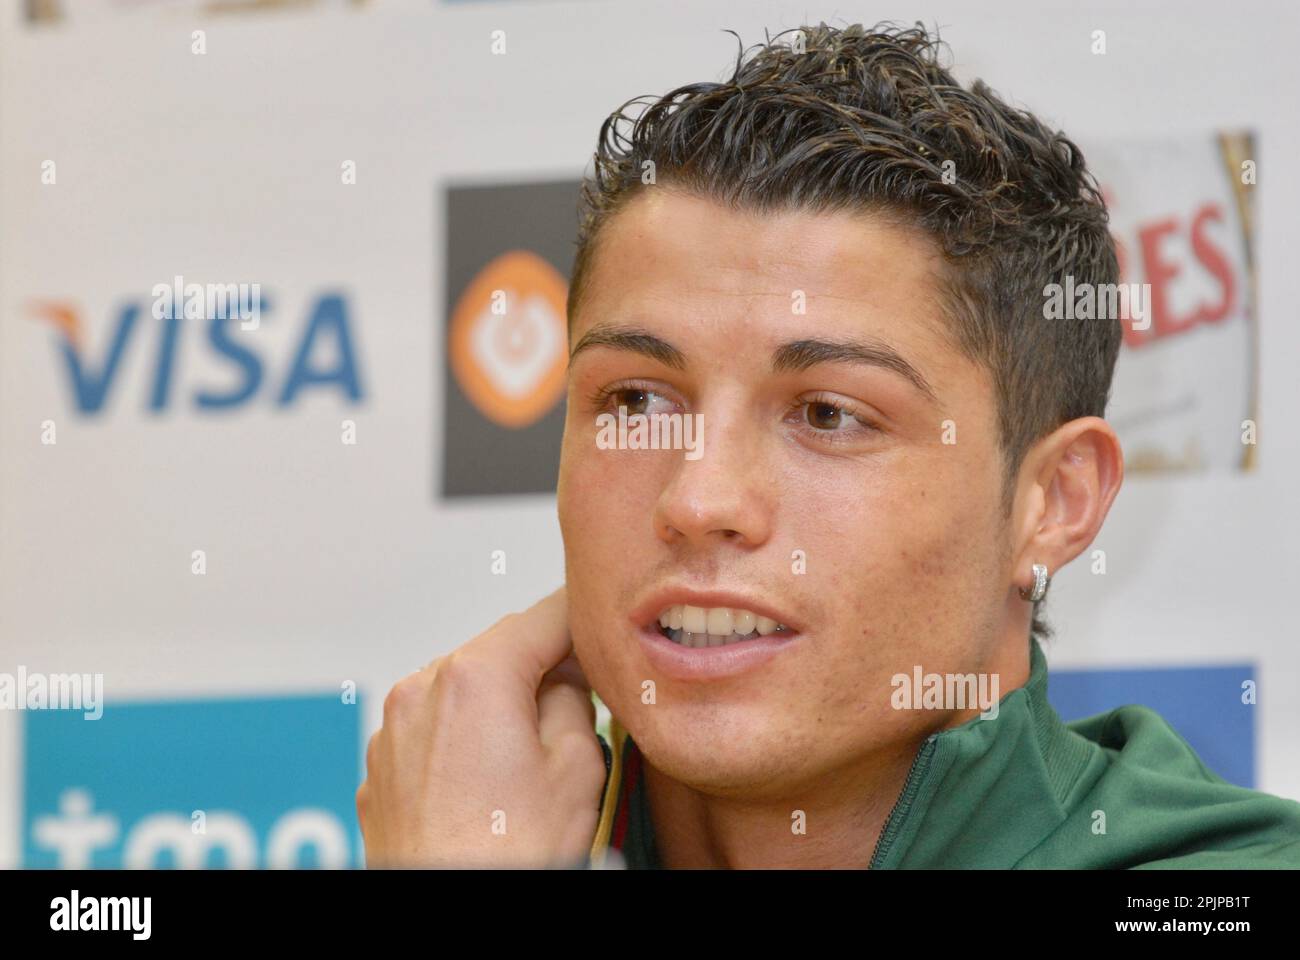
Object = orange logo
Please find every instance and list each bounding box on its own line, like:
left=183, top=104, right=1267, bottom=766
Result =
left=29, top=301, right=83, bottom=348
left=449, top=250, right=568, bottom=428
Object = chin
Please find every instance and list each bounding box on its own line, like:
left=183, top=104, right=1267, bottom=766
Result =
left=621, top=701, right=807, bottom=796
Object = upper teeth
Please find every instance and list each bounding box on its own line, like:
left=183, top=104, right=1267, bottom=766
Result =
left=657, top=604, right=785, bottom=636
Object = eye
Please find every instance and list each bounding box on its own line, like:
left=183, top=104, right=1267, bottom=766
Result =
left=787, top=393, right=881, bottom=444
left=805, top=401, right=852, bottom=431
left=589, top=381, right=679, bottom=417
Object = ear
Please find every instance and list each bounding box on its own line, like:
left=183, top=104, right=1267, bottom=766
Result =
left=1010, top=416, right=1124, bottom=595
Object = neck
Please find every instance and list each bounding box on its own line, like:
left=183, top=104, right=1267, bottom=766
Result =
left=642, top=735, right=923, bottom=869
left=640, top=629, right=1033, bottom=869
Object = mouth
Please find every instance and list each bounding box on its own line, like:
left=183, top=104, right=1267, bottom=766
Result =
left=652, top=604, right=794, bottom=648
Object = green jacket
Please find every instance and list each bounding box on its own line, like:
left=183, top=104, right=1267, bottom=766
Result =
left=588, top=637, right=1300, bottom=868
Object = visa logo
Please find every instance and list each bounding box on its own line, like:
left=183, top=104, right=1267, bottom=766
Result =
left=31, top=291, right=364, bottom=415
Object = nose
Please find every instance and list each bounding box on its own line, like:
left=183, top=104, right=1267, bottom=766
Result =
left=652, top=402, right=774, bottom=549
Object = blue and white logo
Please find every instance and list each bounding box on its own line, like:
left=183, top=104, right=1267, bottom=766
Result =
left=24, top=692, right=362, bottom=868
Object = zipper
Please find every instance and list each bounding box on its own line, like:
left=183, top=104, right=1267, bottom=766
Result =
left=867, top=733, right=938, bottom=869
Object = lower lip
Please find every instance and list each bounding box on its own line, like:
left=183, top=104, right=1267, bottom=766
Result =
left=637, top=623, right=799, bottom=681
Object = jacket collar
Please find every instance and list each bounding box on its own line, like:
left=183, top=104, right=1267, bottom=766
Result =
left=869, top=636, right=1097, bottom=867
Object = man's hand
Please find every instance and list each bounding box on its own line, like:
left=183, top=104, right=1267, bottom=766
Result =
left=356, top=587, right=608, bottom=868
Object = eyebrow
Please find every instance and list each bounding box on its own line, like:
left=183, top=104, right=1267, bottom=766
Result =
left=771, top=337, right=939, bottom=404
left=569, top=324, right=938, bottom=405
left=569, top=325, right=686, bottom=369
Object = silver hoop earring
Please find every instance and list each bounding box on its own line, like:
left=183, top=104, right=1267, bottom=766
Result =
left=1019, top=563, right=1050, bottom=603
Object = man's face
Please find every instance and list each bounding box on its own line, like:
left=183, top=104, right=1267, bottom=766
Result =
left=557, top=188, right=1014, bottom=799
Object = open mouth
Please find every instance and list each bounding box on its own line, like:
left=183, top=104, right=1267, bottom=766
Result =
left=654, top=604, right=792, bottom=649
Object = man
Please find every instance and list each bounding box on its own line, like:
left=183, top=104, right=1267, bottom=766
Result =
left=357, top=22, right=1300, bottom=868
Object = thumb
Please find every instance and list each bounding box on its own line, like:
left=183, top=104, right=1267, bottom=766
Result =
left=537, top=654, right=597, bottom=751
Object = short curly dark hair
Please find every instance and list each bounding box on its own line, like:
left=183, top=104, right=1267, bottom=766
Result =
left=569, top=21, right=1122, bottom=643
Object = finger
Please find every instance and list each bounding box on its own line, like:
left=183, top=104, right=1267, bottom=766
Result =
left=537, top=670, right=598, bottom=750
left=472, top=586, right=573, bottom=692
left=542, top=652, right=592, bottom=691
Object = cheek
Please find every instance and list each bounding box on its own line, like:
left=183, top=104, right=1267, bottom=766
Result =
left=559, top=421, right=620, bottom=564
left=558, top=430, right=662, bottom=708
left=560, top=410, right=686, bottom=564
left=795, top=454, right=1001, bottom=676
